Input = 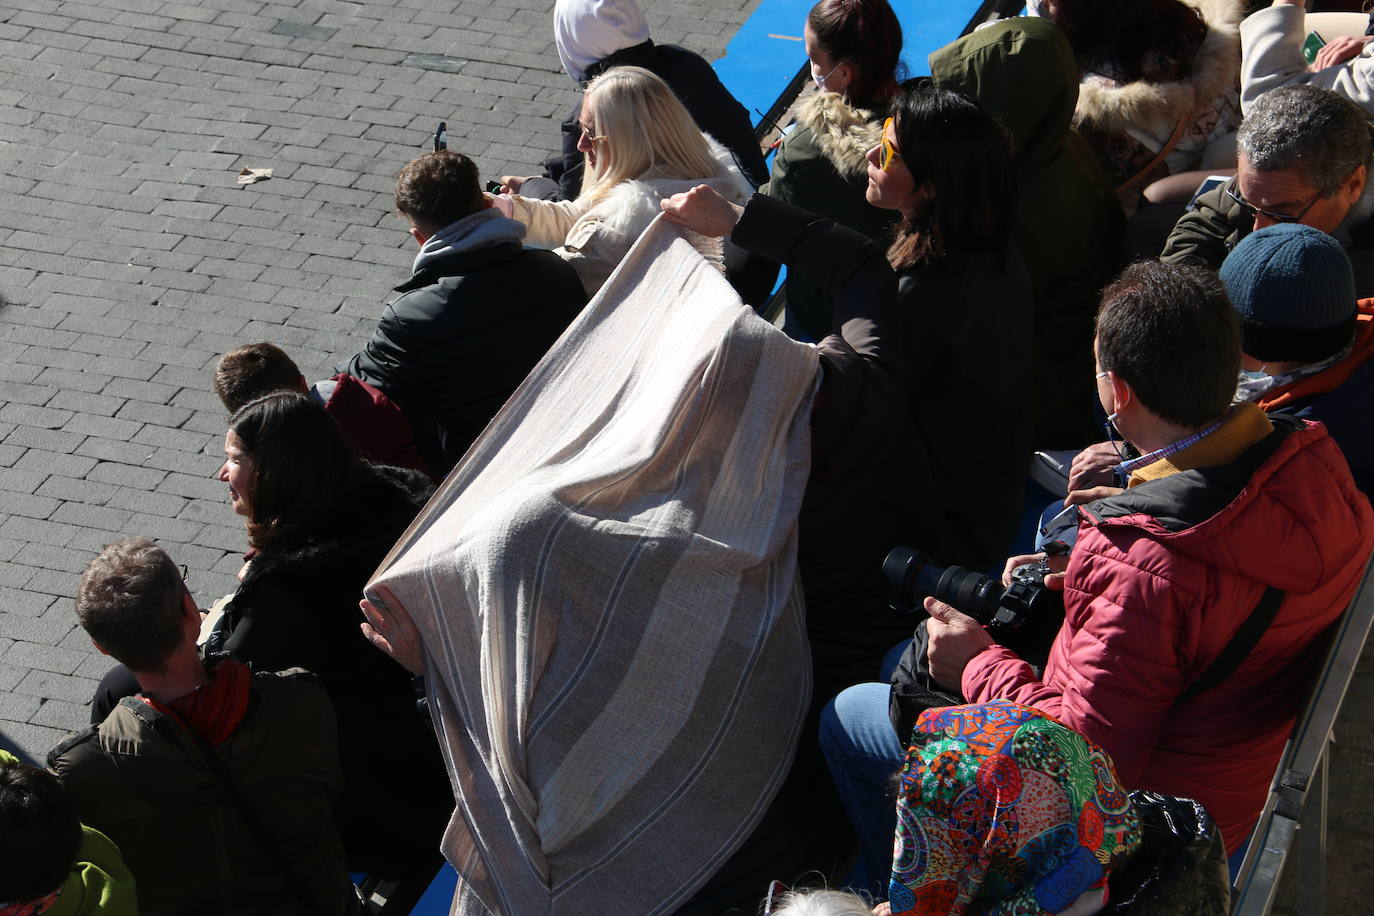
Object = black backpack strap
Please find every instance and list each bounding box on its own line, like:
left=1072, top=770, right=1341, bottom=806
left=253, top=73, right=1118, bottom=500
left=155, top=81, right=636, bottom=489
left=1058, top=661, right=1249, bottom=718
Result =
left=1177, top=586, right=1284, bottom=706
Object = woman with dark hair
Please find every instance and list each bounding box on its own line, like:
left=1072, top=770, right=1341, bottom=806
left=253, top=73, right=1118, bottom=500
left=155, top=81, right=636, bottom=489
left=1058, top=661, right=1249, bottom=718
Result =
left=868, top=86, right=1033, bottom=575
left=759, top=0, right=905, bottom=341
left=665, top=82, right=1033, bottom=700
left=1041, top=0, right=1244, bottom=200
left=208, top=392, right=451, bottom=880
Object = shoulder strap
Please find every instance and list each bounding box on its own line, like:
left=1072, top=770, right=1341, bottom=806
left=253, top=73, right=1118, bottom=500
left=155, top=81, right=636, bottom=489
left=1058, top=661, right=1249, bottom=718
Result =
left=1177, top=586, right=1285, bottom=705
left=1114, top=116, right=1190, bottom=195
left=150, top=713, right=323, bottom=916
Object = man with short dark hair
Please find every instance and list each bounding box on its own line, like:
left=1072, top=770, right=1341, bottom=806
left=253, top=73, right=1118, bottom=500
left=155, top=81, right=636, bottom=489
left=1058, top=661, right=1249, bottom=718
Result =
left=925, top=260, right=1373, bottom=858
left=1162, top=85, right=1373, bottom=272
left=342, top=149, right=588, bottom=476
left=821, top=261, right=1374, bottom=886
left=214, top=342, right=430, bottom=475
left=49, top=538, right=362, bottom=916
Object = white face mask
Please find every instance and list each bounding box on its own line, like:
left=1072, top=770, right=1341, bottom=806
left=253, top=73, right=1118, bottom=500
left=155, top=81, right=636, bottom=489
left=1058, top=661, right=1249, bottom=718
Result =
left=813, top=65, right=837, bottom=92
left=1026, top=0, right=1052, bottom=17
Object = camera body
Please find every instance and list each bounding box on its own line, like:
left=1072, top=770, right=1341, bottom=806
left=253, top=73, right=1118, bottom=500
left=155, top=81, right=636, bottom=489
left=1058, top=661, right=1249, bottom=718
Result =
left=883, top=547, right=1062, bottom=653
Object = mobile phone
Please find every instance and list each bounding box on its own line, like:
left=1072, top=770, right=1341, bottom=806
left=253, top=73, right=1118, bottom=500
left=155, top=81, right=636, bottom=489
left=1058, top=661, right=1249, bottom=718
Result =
left=434, top=121, right=447, bottom=152
left=1303, top=31, right=1326, bottom=65
left=486, top=180, right=504, bottom=194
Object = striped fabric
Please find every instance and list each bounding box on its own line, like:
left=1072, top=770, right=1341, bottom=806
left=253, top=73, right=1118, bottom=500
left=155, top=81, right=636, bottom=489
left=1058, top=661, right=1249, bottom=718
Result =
left=368, top=217, right=821, bottom=915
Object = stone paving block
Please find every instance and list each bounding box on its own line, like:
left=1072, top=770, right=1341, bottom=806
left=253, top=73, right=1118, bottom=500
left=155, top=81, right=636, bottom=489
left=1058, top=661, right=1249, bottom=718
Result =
left=2, top=640, right=88, bottom=676
left=60, top=411, right=144, bottom=441
left=74, top=652, right=119, bottom=681
left=32, top=367, right=113, bottom=395
left=0, top=693, right=42, bottom=726
left=0, top=562, right=34, bottom=589
left=35, top=474, right=121, bottom=508
left=20, top=565, right=86, bottom=599
left=5, top=492, right=61, bottom=523
left=0, top=586, right=57, bottom=617
left=13, top=449, right=97, bottom=479
left=104, top=484, right=188, bottom=518
left=0, top=722, right=69, bottom=764
left=48, top=500, right=133, bottom=533
left=47, top=389, right=126, bottom=419
left=29, top=698, right=91, bottom=732
left=13, top=669, right=100, bottom=706
left=6, top=424, right=85, bottom=455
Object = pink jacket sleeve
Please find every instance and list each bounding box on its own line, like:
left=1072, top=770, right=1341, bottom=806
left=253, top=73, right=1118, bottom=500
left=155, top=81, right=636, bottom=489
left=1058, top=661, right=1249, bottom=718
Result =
left=960, top=547, right=1188, bottom=787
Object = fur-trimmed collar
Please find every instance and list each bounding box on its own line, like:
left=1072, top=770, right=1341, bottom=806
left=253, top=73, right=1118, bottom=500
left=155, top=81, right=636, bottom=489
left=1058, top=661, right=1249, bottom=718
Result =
left=1074, top=0, right=1243, bottom=136
left=796, top=91, right=882, bottom=180
left=584, top=136, right=754, bottom=246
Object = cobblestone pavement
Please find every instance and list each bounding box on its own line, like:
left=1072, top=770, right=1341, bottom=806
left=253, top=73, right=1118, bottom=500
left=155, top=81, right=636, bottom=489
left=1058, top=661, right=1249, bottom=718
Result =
left=2, top=0, right=1372, bottom=907
left=0, top=0, right=758, bottom=760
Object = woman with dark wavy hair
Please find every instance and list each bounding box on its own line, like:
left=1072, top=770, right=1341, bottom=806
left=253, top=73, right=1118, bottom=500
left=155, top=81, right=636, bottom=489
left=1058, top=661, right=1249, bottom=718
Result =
left=207, top=391, right=451, bottom=880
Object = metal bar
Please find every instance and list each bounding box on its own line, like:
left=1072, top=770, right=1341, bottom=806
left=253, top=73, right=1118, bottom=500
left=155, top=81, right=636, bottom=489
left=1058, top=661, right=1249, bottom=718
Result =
left=1297, top=744, right=1329, bottom=916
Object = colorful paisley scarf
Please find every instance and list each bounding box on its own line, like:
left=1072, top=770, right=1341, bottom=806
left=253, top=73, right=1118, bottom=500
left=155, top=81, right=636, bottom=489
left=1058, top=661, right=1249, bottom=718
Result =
left=890, top=700, right=1141, bottom=915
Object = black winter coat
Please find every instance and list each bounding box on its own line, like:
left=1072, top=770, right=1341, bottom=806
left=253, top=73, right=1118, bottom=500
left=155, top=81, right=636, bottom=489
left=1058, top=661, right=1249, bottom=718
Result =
left=542, top=40, right=769, bottom=199
left=732, top=195, right=1033, bottom=696
left=208, top=464, right=451, bottom=879
left=343, top=240, right=587, bottom=478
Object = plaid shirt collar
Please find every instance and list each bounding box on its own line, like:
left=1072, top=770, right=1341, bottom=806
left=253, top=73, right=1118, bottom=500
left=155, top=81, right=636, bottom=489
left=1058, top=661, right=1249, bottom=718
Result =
left=1118, top=412, right=1230, bottom=477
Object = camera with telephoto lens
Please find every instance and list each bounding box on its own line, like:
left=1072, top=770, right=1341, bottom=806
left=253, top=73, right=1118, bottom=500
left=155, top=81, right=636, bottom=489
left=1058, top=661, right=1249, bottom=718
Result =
left=882, top=546, right=1064, bottom=663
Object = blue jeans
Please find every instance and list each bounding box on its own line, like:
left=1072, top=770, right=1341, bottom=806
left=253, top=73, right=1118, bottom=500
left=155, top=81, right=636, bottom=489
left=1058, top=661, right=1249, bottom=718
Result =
left=818, top=681, right=905, bottom=898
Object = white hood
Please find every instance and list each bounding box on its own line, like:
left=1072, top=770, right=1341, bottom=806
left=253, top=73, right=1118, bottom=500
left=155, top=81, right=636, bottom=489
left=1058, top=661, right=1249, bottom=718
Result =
left=554, top=0, right=650, bottom=82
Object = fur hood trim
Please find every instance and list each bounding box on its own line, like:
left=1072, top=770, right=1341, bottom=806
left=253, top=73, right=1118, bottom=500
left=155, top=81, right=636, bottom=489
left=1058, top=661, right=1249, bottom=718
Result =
left=1074, top=0, right=1243, bottom=136
left=796, top=91, right=882, bottom=180
left=587, top=135, right=754, bottom=242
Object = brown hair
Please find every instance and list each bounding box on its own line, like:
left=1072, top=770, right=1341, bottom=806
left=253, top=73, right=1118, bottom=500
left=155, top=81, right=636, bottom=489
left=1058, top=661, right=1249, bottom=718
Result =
left=1096, top=261, right=1240, bottom=428
left=214, top=342, right=304, bottom=413
left=229, top=391, right=362, bottom=550
left=76, top=537, right=186, bottom=673
left=806, top=0, right=903, bottom=104
left=394, top=150, right=485, bottom=231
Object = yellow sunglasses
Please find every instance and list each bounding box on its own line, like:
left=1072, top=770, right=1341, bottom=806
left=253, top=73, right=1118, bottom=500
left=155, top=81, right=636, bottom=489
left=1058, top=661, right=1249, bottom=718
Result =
left=880, top=116, right=903, bottom=171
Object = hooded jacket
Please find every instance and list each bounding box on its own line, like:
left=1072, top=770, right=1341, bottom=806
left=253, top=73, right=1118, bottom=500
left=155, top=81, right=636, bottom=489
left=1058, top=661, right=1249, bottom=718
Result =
left=961, top=413, right=1374, bottom=852
left=343, top=209, right=587, bottom=477
left=1072, top=0, right=1244, bottom=191
left=506, top=138, right=753, bottom=297
left=540, top=0, right=768, bottom=196
left=761, top=91, right=899, bottom=342
left=47, top=670, right=361, bottom=916
left=931, top=18, right=1125, bottom=448
left=205, top=464, right=453, bottom=879
left=0, top=750, right=139, bottom=916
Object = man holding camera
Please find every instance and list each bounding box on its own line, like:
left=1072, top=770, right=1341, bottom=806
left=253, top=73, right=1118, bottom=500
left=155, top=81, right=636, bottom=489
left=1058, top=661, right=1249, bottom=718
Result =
left=926, top=260, right=1372, bottom=861
left=821, top=260, right=1373, bottom=891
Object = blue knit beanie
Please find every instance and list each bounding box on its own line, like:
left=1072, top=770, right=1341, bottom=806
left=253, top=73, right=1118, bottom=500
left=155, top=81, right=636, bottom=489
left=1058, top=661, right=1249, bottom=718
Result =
left=1219, top=223, right=1356, bottom=363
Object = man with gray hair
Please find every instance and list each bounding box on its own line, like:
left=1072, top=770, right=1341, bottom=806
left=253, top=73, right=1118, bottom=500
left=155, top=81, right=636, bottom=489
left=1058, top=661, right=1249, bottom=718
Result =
left=1161, top=84, right=1373, bottom=274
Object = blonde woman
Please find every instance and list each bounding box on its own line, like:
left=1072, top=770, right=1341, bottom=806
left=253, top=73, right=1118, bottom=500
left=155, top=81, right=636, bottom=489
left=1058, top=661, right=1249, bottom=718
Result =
left=492, top=65, right=752, bottom=296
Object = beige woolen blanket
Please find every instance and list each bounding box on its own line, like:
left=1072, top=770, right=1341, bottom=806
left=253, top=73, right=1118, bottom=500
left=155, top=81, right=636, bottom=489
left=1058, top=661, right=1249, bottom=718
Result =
left=367, top=217, right=821, bottom=915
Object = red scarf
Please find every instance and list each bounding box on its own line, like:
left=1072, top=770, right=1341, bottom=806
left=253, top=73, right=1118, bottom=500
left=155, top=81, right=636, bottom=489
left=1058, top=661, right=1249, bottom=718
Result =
left=0, top=888, right=61, bottom=916
left=143, top=658, right=251, bottom=746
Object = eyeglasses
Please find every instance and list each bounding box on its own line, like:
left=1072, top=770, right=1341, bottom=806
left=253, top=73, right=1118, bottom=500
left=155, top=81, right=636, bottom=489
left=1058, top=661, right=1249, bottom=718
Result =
left=762, top=880, right=788, bottom=916
left=880, top=117, right=903, bottom=171
left=578, top=121, right=606, bottom=144
left=1226, top=182, right=1324, bottom=224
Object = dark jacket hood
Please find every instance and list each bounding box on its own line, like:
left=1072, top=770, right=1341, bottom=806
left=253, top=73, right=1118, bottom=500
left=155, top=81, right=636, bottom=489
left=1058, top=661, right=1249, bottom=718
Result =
left=930, top=17, right=1079, bottom=167
left=1080, top=416, right=1374, bottom=594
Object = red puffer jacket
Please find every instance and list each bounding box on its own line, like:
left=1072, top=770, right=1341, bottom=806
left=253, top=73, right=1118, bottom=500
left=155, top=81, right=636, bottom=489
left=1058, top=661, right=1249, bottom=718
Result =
left=963, top=416, right=1373, bottom=851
